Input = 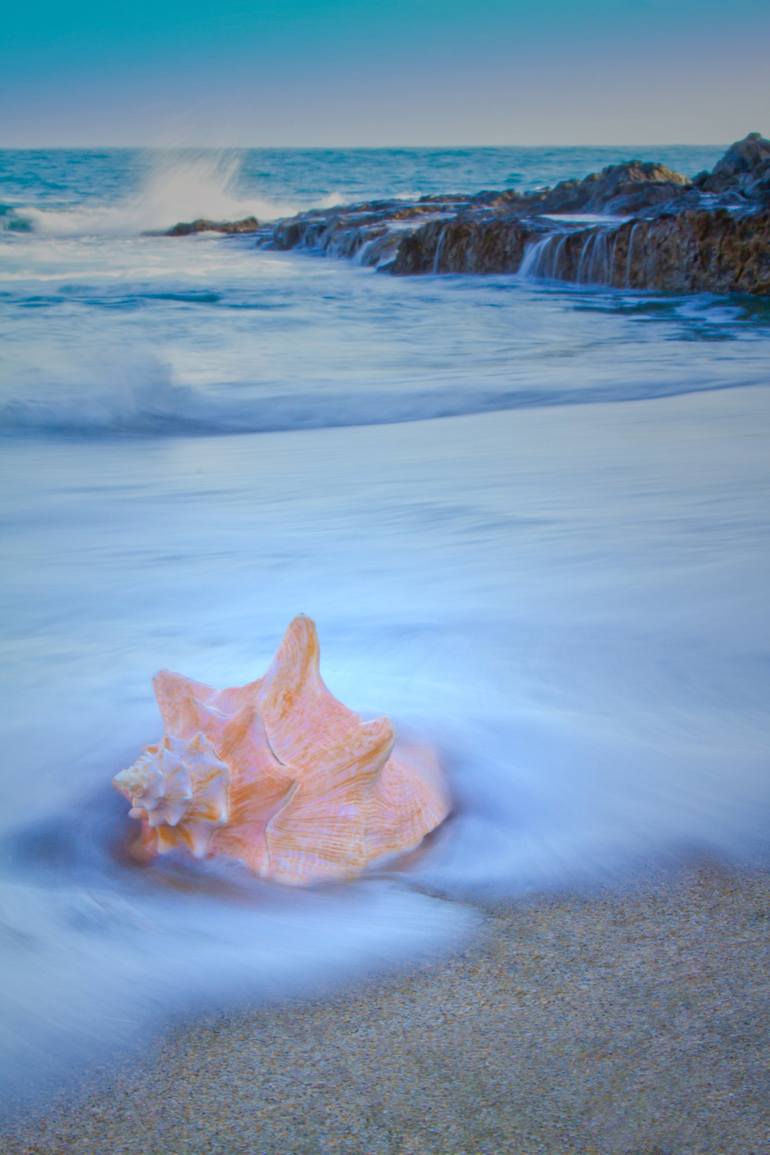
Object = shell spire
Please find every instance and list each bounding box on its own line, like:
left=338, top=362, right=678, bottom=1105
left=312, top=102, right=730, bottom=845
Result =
left=113, top=616, right=450, bottom=885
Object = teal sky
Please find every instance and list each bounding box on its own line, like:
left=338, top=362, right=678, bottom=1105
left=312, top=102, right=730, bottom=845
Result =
left=2, top=0, right=769, bottom=146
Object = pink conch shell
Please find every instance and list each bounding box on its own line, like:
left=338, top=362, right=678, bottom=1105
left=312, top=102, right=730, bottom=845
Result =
left=113, top=615, right=450, bottom=885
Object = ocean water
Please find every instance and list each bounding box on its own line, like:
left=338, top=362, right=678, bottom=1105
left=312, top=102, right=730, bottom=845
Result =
left=1, top=146, right=769, bottom=1115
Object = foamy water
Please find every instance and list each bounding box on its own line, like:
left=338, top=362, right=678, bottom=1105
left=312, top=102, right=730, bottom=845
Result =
left=6, top=152, right=300, bottom=236
left=1, top=145, right=769, bottom=1117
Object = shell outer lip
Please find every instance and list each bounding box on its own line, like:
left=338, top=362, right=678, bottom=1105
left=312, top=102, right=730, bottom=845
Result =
left=113, top=616, right=451, bottom=884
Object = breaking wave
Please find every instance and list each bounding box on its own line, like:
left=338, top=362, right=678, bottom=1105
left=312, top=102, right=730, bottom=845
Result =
left=1, top=358, right=764, bottom=439
left=7, top=152, right=298, bottom=237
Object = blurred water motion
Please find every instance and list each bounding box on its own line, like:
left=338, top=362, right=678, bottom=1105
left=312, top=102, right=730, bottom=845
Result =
left=1, top=146, right=769, bottom=1115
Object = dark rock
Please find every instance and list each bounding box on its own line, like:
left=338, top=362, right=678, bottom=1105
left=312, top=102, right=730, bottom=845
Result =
left=391, top=216, right=529, bottom=275
left=267, top=201, right=459, bottom=267
left=621, top=209, right=770, bottom=293
left=506, top=211, right=770, bottom=294
left=249, top=132, right=770, bottom=295
left=389, top=209, right=770, bottom=294
left=164, top=216, right=259, bottom=236
left=712, top=132, right=770, bottom=178
left=697, top=132, right=770, bottom=197
left=527, top=161, right=691, bottom=215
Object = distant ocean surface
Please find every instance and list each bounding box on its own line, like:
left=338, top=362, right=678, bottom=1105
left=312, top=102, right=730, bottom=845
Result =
left=0, top=144, right=728, bottom=224
left=1, top=147, right=769, bottom=1115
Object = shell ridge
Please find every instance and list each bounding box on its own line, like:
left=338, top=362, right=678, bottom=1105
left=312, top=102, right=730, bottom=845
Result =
left=115, top=617, right=449, bottom=884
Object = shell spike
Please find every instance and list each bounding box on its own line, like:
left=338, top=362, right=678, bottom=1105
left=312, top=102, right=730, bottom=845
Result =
left=113, top=617, right=450, bottom=885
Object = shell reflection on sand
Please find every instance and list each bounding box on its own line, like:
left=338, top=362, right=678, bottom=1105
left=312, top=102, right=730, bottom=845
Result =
left=113, top=615, right=450, bottom=885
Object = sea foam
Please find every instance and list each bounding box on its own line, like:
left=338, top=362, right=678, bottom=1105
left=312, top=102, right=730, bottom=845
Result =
left=9, top=152, right=298, bottom=237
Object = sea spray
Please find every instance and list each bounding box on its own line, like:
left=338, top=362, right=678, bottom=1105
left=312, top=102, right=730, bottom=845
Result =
left=10, top=150, right=300, bottom=236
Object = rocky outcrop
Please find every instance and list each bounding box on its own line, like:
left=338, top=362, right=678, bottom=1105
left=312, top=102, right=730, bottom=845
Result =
left=232, top=134, right=770, bottom=295
left=506, top=210, right=770, bottom=294
left=523, top=161, right=692, bottom=216
left=163, top=216, right=259, bottom=236
left=696, top=132, right=770, bottom=201
left=268, top=201, right=463, bottom=266
left=393, top=216, right=530, bottom=275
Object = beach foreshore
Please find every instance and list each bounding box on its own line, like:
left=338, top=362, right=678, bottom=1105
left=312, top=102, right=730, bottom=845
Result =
left=4, top=863, right=768, bottom=1155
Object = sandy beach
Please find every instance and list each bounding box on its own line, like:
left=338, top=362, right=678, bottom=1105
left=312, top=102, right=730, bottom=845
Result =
left=4, top=863, right=767, bottom=1155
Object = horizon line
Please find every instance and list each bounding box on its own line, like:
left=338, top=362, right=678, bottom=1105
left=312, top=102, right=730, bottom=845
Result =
left=0, top=140, right=737, bottom=151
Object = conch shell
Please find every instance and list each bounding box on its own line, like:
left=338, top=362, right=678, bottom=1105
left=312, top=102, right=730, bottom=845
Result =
left=113, top=616, right=450, bottom=885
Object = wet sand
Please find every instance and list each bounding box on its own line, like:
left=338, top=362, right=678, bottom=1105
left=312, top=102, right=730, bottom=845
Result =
left=4, top=863, right=768, bottom=1155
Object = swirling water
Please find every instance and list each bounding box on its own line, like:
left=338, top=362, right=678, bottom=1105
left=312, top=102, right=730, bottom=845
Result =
left=1, top=146, right=769, bottom=1115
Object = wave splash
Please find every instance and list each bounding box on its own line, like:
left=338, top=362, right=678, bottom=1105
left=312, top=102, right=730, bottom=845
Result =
left=0, top=356, right=204, bottom=435
left=7, top=152, right=299, bottom=237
